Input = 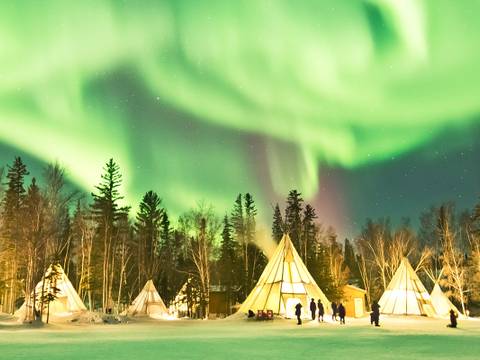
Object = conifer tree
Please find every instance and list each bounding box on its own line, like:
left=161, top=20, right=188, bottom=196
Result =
left=42, top=263, right=62, bottom=324
left=244, top=193, right=266, bottom=294
left=272, top=203, right=284, bottom=242
left=91, top=158, right=129, bottom=312
left=301, top=204, right=317, bottom=265
left=231, top=194, right=247, bottom=297
left=135, top=191, right=163, bottom=284
left=284, top=190, right=303, bottom=250
left=1, top=157, right=29, bottom=313
left=314, top=242, right=336, bottom=300
left=158, top=211, right=180, bottom=303
left=218, top=215, right=238, bottom=313
left=344, top=238, right=360, bottom=284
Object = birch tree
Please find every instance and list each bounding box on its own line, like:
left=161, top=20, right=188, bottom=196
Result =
left=437, top=205, right=468, bottom=314
left=179, top=203, right=220, bottom=318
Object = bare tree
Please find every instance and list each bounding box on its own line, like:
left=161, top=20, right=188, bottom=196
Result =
left=325, top=228, right=349, bottom=295
left=179, top=203, right=220, bottom=318
left=437, top=205, right=468, bottom=314
left=357, top=249, right=374, bottom=306
left=72, top=204, right=95, bottom=310
left=359, top=220, right=390, bottom=292
left=42, top=163, right=77, bottom=263
left=22, top=178, right=44, bottom=321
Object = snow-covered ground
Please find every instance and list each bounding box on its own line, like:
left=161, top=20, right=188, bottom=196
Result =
left=0, top=314, right=479, bottom=360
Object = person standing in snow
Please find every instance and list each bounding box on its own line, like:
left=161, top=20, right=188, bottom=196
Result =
left=295, top=302, right=303, bottom=325
left=371, top=301, right=380, bottom=327
left=331, top=302, right=338, bottom=321
left=318, top=300, right=324, bottom=322
left=447, top=309, right=458, bottom=328
left=338, top=303, right=346, bottom=324
left=309, top=298, right=316, bottom=320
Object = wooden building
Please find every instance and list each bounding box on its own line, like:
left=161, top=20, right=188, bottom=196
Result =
left=342, top=284, right=367, bottom=318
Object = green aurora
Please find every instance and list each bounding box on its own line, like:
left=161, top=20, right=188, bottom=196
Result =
left=0, top=0, right=479, bottom=234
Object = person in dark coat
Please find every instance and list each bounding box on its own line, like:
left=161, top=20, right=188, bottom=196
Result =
left=371, top=301, right=380, bottom=327
left=318, top=300, right=324, bottom=322
left=331, top=302, right=338, bottom=321
left=447, top=309, right=458, bottom=328
left=338, top=303, right=346, bottom=324
left=309, top=298, right=317, bottom=321
left=295, top=302, right=303, bottom=325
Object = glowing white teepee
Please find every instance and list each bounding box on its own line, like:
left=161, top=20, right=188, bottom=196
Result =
left=126, top=280, right=168, bottom=318
left=16, top=264, right=86, bottom=320
left=238, top=234, right=330, bottom=318
left=378, top=258, right=436, bottom=316
left=430, top=283, right=465, bottom=318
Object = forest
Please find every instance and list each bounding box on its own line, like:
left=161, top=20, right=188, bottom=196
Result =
left=0, top=156, right=479, bottom=321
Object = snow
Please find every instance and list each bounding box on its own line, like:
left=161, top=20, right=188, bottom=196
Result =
left=0, top=314, right=479, bottom=360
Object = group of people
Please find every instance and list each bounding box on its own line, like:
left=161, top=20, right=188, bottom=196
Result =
left=294, top=299, right=459, bottom=329
left=294, top=299, right=347, bottom=325
left=329, top=301, right=346, bottom=324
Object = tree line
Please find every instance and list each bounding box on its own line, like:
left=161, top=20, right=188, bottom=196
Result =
left=0, top=157, right=267, bottom=319
left=0, top=156, right=479, bottom=320
left=271, top=191, right=480, bottom=315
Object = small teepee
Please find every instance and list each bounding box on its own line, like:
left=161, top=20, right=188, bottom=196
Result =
left=430, top=283, right=465, bottom=318
left=238, top=234, right=330, bottom=318
left=378, top=258, right=436, bottom=316
left=126, top=280, right=168, bottom=318
left=15, top=264, right=86, bottom=321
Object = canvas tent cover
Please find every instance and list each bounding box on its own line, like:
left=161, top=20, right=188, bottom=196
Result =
left=239, top=234, right=330, bottom=318
left=126, top=280, right=168, bottom=318
left=378, top=258, right=436, bottom=317
left=15, top=264, right=86, bottom=320
left=430, top=283, right=465, bottom=318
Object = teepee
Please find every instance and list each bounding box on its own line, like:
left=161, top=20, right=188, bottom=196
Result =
left=238, top=234, right=330, bottom=318
left=430, top=283, right=465, bottom=318
left=126, top=280, right=168, bottom=318
left=378, top=258, right=436, bottom=316
left=15, top=264, right=86, bottom=320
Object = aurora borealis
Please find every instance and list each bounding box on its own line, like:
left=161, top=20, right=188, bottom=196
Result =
left=0, top=0, right=479, bottom=238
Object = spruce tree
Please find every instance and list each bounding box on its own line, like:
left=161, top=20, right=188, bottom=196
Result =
left=158, top=210, right=179, bottom=302
left=244, top=193, right=265, bottom=293
left=231, top=194, right=245, bottom=245
left=218, top=215, right=238, bottom=313
left=284, top=190, right=303, bottom=250
left=135, top=191, right=163, bottom=282
left=1, top=157, right=29, bottom=313
left=301, top=204, right=317, bottom=265
left=314, top=242, right=336, bottom=300
left=231, top=194, right=247, bottom=297
left=272, top=203, right=284, bottom=242
left=91, top=158, right=129, bottom=312
left=244, top=193, right=257, bottom=244
left=344, top=239, right=360, bottom=284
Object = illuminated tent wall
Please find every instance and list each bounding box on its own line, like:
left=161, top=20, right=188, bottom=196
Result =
left=126, top=280, right=168, bottom=318
left=15, top=264, right=86, bottom=321
left=378, top=258, right=436, bottom=317
left=171, top=281, right=192, bottom=317
left=430, top=283, right=465, bottom=318
left=238, top=234, right=330, bottom=318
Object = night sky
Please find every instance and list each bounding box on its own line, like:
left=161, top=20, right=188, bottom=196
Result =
left=0, top=1, right=479, bottom=241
